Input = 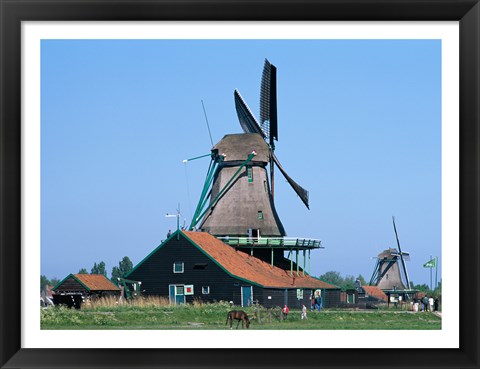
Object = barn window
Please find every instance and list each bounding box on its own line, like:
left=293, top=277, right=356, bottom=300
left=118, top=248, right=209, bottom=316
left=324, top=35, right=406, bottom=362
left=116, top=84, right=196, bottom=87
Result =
left=258, top=211, right=263, bottom=220
left=176, top=285, right=184, bottom=294
left=202, top=286, right=210, bottom=294
left=297, top=289, right=304, bottom=299
left=173, top=262, right=184, bottom=273
left=247, top=167, right=253, bottom=182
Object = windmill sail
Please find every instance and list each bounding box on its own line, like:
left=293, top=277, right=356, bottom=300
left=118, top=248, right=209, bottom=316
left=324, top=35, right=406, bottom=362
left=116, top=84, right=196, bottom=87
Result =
left=393, top=217, right=411, bottom=289
left=260, top=59, right=278, bottom=145
left=272, top=153, right=309, bottom=209
left=234, top=60, right=310, bottom=210
left=234, top=90, right=265, bottom=138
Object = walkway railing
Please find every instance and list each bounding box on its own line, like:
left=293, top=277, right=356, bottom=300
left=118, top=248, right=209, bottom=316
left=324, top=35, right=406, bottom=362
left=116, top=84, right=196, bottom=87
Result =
left=217, top=236, right=322, bottom=250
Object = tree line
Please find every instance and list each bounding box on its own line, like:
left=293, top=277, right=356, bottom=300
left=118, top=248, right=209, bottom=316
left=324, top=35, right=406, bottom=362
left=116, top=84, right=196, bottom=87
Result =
left=318, top=271, right=368, bottom=290
left=41, top=256, right=133, bottom=292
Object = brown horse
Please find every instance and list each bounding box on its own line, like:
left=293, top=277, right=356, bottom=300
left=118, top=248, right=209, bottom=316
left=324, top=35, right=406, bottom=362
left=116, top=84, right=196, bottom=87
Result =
left=226, top=310, right=250, bottom=329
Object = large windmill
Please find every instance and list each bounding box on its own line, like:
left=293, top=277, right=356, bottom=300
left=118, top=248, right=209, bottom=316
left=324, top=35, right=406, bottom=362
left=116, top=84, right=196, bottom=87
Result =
left=369, top=217, right=411, bottom=290
left=186, top=59, right=321, bottom=272
left=189, top=59, right=310, bottom=238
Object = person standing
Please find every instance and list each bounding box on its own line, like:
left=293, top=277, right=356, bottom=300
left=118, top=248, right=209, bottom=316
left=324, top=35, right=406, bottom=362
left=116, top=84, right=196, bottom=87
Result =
left=428, top=296, right=434, bottom=312
left=422, top=296, right=429, bottom=312
left=315, top=294, right=322, bottom=311
left=282, top=304, right=289, bottom=320
left=301, top=304, right=308, bottom=320
left=434, top=298, right=439, bottom=311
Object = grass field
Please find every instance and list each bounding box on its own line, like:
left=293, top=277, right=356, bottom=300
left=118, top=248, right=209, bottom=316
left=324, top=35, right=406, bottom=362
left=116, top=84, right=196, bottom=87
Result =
left=41, top=300, right=441, bottom=330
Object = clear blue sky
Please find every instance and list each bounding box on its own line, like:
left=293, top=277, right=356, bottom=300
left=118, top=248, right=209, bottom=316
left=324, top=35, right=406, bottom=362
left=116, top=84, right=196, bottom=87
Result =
left=41, top=39, right=441, bottom=287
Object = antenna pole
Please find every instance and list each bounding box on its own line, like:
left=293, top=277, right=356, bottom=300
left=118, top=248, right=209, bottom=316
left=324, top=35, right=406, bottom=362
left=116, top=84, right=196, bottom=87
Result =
left=166, top=204, right=181, bottom=240
left=177, top=203, right=180, bottom=238
left=430, top=254, right=433, bottom=291
left=201, top=100, right=214, bottom=147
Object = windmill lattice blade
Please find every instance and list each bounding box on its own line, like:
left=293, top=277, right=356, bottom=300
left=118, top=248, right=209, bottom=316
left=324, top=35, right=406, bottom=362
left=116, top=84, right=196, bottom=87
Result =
left=234, top=90, right=266, bottom=138
left=392, top=217, right=411, bottom=289
left=272, top=153, right=309, bottom=209
left=260, top=59, right=278, bottom=144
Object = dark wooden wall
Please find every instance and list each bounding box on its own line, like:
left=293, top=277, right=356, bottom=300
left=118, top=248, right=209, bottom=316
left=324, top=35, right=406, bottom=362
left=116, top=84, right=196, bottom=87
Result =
left=261, top=288, right=314, bottom=309
left=127, top=235, right=257, bottom=306
left=324, top=289, right=341, bottom=307
left=54, top=277, right=87, bottom=293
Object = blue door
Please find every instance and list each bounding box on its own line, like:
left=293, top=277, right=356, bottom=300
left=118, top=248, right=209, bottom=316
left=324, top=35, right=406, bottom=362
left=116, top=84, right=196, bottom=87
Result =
left=169, top=285, right=185, bottom=305
left=241, top=286, right=252, bottom=307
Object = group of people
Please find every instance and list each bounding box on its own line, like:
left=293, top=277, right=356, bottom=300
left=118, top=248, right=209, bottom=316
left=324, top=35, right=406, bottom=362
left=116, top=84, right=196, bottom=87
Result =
left=281, top=292, right=323, bottom=321
left=412, top=295, right=439, bottom=312
left=282, top=304, right=309, bottom=320
left=311, top=293, right=322, bottom=311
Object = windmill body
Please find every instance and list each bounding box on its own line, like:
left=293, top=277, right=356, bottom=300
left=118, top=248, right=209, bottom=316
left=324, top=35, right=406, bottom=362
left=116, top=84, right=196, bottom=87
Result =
left=189, top=59, right=321, bottom=272
left=199, top=133, right=286, bottom=237
left=372, top=248, right=407, bottom=290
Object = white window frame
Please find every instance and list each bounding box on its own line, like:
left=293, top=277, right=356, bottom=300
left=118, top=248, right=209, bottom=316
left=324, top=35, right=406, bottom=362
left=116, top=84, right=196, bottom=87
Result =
left=184, top=285, right=194, bottom=295
left=175, top=285, right=185, bottom=295
left=173, top=262, right=184, bottom=273
left=297, top=288, right=304, bottom=299
left=202, top=286, right=210, bottom=295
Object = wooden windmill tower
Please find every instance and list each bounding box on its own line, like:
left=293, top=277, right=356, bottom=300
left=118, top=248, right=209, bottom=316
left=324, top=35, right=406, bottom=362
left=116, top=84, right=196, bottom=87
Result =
left=188, top=60, right=320, bottom=271
left=369, top=217, right=411, bottom=290
left=190, top=59, right=309, bottom=238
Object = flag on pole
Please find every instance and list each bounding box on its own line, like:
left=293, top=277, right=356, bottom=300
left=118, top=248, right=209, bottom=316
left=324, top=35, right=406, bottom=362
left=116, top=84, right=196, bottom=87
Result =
left=423, top=258, right=436, bottom=268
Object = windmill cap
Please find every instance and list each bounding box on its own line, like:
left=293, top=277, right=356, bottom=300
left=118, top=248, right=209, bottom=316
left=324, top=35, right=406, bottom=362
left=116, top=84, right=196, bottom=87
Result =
left=212, top=133, right=269, bottom=163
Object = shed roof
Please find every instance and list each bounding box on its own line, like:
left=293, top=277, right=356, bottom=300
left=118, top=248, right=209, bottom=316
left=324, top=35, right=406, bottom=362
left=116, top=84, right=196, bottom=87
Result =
left=53, top=273, right=120, bottom=292
left=362, top=285, right=388, bottom=301
left=74, top=274, right=120, bottom=291
left=183, top=231, right=337, bottom=290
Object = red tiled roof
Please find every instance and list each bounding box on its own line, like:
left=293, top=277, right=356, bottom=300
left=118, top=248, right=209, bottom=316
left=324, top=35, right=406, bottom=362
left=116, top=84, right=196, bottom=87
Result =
left=183, top=231, right=337, bottom=289
left=362, top=285, right=388, bottom=301
left=73, top=274, right=120, bottom=291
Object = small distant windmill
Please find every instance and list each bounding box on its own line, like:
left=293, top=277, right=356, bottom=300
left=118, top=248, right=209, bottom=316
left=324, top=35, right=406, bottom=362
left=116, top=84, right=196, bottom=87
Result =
left=190, top=59, right=309, bottom=237
left=369, top=217, right=411, bottom=290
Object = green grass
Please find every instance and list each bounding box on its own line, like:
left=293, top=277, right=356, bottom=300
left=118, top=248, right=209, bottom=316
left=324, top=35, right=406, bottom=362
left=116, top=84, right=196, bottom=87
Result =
left=41, top=302, right=441, bottom=330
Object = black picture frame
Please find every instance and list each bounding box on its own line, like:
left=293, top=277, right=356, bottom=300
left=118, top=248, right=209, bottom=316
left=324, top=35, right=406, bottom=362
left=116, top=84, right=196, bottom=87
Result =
left=1, top=1, right=479, bottom=368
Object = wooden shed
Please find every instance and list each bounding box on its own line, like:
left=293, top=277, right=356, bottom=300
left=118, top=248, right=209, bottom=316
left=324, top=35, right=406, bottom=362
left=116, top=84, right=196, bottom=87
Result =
left=126, top=230, right=339, bottom=308
left=52, top=273, right=120, bottom=308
